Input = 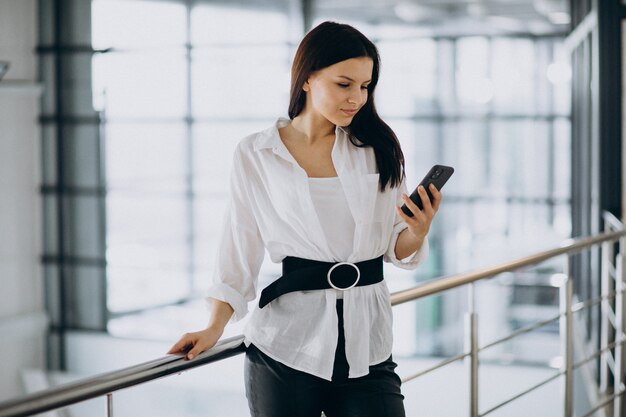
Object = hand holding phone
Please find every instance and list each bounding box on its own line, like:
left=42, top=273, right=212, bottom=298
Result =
left=401, top=165, right=454, bottom=217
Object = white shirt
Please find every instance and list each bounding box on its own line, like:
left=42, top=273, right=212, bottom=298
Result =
left=207, top=117, right=429, bottom=381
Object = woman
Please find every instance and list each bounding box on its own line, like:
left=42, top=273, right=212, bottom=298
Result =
left=168, top=21, right=442, bottom=417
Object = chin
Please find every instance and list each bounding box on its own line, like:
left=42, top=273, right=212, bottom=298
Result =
left=333, top=115, right=355, bottom=128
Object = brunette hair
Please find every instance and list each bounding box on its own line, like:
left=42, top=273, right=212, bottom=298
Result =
left=288, top=21, right=405, bottom=192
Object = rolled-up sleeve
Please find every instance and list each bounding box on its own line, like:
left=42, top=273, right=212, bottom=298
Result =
left=206, top=144, right=265, bottom=322
left=383, top=178, right=429, bottom=269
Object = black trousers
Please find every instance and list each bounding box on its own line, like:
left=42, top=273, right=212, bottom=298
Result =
left=244, top=300, right=406, bottom=417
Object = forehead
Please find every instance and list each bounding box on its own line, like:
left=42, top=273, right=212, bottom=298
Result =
left=319, top=57, right=373, bottom=81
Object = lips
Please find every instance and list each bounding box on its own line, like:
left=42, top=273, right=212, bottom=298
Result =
left=341, top=109, right=357, bottom=116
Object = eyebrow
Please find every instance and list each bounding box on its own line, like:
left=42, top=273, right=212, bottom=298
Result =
left=338, top=75, right=372, bottom=84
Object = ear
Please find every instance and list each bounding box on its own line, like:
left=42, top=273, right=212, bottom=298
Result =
left=302, top=80, right=310, bottom=92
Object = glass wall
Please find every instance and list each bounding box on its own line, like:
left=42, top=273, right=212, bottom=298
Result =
left=91, top=1, right=571, bottom=362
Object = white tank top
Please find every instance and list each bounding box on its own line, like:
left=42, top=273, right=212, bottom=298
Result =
left=307, top=177, right=355, bottom=262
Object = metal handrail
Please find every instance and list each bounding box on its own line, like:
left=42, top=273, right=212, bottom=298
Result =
left=0, top=227, right=624, bottom=417
left=391, top=230, right=625, bottom=306
left=0, top=336, right=246, bottom=417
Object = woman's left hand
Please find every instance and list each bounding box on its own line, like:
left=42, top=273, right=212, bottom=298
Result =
left=395, top=183, right=442, bottom=241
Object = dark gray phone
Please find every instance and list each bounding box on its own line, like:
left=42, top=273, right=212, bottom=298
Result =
left=401, top=165, right=454, bottom=217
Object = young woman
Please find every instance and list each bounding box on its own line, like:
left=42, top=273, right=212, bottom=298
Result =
left=168, top=21, right=442, bottom=417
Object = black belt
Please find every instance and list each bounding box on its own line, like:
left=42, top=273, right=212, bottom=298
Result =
left=258, top=255, right=384, bottom=309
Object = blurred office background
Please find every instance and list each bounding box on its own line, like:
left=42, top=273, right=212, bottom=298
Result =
left=0, top=0, right=623, bottom=416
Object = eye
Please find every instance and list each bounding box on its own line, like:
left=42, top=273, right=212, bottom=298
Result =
left=337, top=83, right=349, bottom=88
left=361, top=86, right=369, bottom=90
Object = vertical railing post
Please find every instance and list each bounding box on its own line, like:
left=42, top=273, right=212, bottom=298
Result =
left=560, top=258, right=574, bottom=417
left=601, top=233, right=611, bottom=393
left=614, top=239, right=625, bottom=417
left=106, top=393, right=113, bottom=417
left=465, top=282, right=479, bottom=417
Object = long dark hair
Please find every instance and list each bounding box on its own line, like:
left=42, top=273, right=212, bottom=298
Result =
left=288, top=21, right=405, bottom=192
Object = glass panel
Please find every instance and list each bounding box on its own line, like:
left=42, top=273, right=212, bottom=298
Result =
left=92, top=0, right=187, bottom=49
left=191, top=46, right=289, bottom=118
left=377, top=38, right=437, bottom=117
left=107, top=265, right=190, bottom=313
left=191, top=5, right=288, bottom=45
left=456, top=37, right=492, bottom=110
left=491, top=120, right=550, bottom=198
left=106, top=193, right=189, bottom=312
left=491, top=38, right=535, bottom=113
left=553, top=117, right=571, bottom=200
left=442, top=120, right=489, bottom=199
left=92, top=51, right=187, bottom=118
left=105, top=123, right=187, bottom=193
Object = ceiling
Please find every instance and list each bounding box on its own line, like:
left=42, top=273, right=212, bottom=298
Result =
left=312, top=0, right=570, bottom=37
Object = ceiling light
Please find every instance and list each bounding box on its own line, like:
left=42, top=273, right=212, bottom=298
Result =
left=547, top=62, right=572, bottom=84
left=394, top=2, right=440, bottom=23
left=548, top=12, right=571, bottom=25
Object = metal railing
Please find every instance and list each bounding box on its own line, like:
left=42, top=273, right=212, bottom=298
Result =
left=0, top=212, right=624, bottom=417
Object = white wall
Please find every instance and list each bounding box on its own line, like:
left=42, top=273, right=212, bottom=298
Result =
left=0, top=0, right=47, bottom=401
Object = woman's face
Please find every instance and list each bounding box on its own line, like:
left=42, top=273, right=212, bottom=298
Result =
left=303, top=57, right=373, bottom=127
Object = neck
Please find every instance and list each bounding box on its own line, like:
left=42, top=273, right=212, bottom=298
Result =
left=290, top=112, right=336, bottom=146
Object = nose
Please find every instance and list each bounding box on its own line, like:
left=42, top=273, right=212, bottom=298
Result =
left=347, top=88, right=366, bottom=107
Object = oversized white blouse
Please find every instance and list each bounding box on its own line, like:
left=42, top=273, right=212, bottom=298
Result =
left=206, top=117, right=429, bottom=381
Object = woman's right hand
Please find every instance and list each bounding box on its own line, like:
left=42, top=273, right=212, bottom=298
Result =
left=167, top=326, right=223, bottom=360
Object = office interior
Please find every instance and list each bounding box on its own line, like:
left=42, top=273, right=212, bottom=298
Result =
left=0, top=0, right=624, bottom=415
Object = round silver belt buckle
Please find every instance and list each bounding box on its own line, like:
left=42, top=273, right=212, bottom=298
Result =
left=327, top=262, right=360, bottom=291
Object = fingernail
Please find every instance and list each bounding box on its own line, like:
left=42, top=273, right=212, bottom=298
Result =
left=187, top=354, right=194, bottom=360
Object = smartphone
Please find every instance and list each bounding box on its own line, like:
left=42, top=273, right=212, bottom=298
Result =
left=401, top=165, right=454, bottom=217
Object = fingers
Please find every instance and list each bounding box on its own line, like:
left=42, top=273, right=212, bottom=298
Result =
left=168, top=330, right=220, bottom=361
left=167, top=335, right=193, bottom=355
left=167, top=335, right=202, bottom=360
left=428, top=183, right=442, bottom=211
left=412, top=184, right=441, bottom=217
left=400, top=192, right=424, bottom=220
left=398, top=184, right=443, bottom=223
left=186, top=341, right=208, bottom=361
left=418, top=185, right=437, bottom=216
